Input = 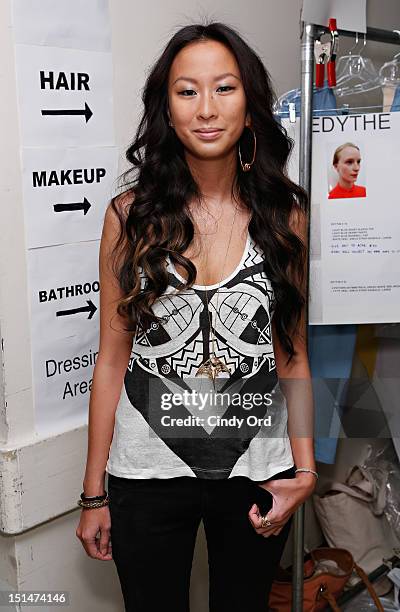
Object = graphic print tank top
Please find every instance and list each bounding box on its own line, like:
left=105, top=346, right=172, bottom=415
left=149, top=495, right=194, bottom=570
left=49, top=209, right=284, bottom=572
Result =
left=106, top=231, right=294, bottom=481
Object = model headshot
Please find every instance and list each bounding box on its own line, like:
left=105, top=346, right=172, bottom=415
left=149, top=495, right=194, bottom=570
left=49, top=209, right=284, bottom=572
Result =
left=328, top=142, right=367, bottom=199
left=76, top=20, right=316, bottom=612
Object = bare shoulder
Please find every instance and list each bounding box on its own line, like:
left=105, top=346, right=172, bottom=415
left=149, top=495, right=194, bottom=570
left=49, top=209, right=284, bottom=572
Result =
left=101, top=189, right=135, bottom=249
left=105, top=188, right=135, bottom=229
left=112, top=188, right=135, bottom=216
left=99, top=190, right=134, bottom=282
left=98, top=190, right=136, bottom=353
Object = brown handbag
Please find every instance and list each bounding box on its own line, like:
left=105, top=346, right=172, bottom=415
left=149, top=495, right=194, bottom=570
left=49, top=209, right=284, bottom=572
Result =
left=268, top=547, right=385, bottom=612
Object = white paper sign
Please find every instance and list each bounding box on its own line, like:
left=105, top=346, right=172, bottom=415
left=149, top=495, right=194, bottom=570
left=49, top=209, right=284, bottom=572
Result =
left=33, top=329, right=99, bottom=436
left=12, top=0, right=116, bottom=433
left=28, top=241, right=100, bottom=342
left=312, top=111, right=400, bottom=324
left=27, top=241, right=101, bottom=433
left=12, top=0, right=111, bottom=52
left=14, top=44, right=114, bottom=146
left=281, top=113, right=400, bottom=324
left=21, top=146, right=119, bottom=248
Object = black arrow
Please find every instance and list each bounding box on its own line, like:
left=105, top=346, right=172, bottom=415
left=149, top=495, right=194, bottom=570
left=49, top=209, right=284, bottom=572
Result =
left=41, top=102, right=93, bottom=123
left=53, top=197, right=91, bottom=215
left=56, top=299, right=97, bottom=320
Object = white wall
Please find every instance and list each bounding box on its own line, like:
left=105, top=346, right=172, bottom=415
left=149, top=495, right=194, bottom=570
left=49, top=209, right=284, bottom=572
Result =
left=0, top=1, right=400, bottom=611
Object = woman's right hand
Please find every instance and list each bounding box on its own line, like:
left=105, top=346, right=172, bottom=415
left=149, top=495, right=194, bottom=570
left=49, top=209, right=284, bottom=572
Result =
left=76, top=506, right=113, bottom=561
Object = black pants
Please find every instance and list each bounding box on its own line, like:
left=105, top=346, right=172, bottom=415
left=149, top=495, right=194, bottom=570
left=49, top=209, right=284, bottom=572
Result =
left=108, top=466, right=295, bottom=612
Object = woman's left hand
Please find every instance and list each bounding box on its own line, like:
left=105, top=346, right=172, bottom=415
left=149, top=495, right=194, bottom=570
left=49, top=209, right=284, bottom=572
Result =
left=248, top=472, right=317, bottom=537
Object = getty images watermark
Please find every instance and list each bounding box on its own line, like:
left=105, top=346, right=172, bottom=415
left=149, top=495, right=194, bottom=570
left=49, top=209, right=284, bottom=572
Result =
left=142, top=383, right=292, bottom=438
left=160, top=389, right=274, bottom=428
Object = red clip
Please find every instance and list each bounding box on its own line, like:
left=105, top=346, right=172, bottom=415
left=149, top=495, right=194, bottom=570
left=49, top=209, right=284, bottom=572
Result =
left=327, top=18, right=338, bottom=87
left=314, top=18, right=339, bottom=88
left=316, top=63, right=325, bottom=88
left=314, top=40, right=331, bottom=88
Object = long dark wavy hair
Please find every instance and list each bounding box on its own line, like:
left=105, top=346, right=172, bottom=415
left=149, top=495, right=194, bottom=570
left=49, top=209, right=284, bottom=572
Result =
left=110, top=20, right=308, bottom=365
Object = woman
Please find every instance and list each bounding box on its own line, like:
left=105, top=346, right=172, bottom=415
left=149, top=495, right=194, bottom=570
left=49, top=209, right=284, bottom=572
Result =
left=76, top=21, right=316, bottom=612
left=328, top=142, right=367, bottom=199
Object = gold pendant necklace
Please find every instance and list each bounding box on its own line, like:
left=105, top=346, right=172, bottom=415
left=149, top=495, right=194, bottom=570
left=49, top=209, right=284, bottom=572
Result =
left=195, top=200, right=240, bottom=388
left=196, top=355, right=230, bottom=381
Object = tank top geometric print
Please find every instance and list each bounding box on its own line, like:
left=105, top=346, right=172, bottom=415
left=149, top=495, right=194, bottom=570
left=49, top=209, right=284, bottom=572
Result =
left=106, top=230, right=294, bottom=481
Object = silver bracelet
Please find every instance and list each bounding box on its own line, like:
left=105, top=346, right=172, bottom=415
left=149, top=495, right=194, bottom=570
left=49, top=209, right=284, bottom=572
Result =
left=295, top=468, right=319, bottom=480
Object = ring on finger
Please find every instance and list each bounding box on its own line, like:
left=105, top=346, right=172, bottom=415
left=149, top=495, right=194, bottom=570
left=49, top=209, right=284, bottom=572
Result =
left=260, top=515, right=273, bottom=528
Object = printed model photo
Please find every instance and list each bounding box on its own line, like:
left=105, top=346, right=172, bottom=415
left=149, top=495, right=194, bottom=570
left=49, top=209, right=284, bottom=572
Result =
left=327, top=142, right=367, bottom=199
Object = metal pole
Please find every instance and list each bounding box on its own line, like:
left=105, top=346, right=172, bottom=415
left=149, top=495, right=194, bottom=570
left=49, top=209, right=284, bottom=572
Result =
left=299, top=22, right=315, bottom=194
left=291, top=20, right=316, bottom=612
left=316, top=25, right=400, bottom=46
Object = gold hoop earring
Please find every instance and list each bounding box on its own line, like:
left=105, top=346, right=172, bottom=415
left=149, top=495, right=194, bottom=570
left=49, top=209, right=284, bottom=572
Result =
left=238, top=127, right=256, bottom=172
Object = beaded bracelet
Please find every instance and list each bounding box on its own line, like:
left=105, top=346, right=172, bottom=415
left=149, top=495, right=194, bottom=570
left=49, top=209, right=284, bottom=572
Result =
left=80, top=491, right=107, bottom=502
left=77, top=495, right=109, bottom=509
left=295, top=468, right=319, bottom=480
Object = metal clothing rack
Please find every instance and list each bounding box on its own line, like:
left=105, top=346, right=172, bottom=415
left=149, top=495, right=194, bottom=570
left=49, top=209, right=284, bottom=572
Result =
left=291, top=22, right=400, bottom=612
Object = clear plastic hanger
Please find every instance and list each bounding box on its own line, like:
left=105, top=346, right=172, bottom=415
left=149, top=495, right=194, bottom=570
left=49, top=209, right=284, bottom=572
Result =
left=379, top=51, right=400, bottom=87
left=334, top=33, right=381, bottom=97
left=273, top=81, right=336, bottom=119
left=273, top=88, right=301, bottom=119
left=274, top=103, right=385, bottom=121
left=273, top=33, right=389, bottom=120
left=334, top=32, right=363, bottom=86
